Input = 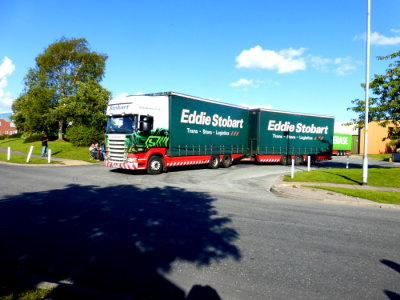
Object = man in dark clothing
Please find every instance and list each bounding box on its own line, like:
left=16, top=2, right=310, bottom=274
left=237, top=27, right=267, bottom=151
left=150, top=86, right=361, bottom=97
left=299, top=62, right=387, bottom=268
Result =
left=41, top=134, right=49, bottom=157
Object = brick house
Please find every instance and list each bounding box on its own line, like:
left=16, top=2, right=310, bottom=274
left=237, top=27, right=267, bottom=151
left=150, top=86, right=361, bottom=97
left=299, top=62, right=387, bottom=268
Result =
left=0, top=118, right=17, bottom=135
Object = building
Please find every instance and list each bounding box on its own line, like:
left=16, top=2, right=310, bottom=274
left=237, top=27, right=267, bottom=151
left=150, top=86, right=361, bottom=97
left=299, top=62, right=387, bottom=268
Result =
left=0, top=118, right=17, bottom=135
left=359, top=121, right=399, bottom=154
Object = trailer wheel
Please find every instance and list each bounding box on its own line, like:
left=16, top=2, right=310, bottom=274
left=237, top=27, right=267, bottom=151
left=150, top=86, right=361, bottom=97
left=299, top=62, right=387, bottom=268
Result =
left=220, top=154, right=232, bottom=168
left=208, top=155, right=220, bottom=169
left=147, top=155, right=163, bottom=175
left=295, top=155, right=303, bottom=165
left=281, top=155, right=289, bottom=165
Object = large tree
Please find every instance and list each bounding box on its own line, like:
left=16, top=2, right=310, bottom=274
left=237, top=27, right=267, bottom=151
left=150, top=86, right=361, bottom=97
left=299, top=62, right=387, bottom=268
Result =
left=12, top=37, right=110, bottom=139
left=349, top=50, right=400, bottom=147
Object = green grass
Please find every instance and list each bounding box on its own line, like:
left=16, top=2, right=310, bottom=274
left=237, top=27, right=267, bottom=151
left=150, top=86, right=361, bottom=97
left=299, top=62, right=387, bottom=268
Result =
left=1, top=288, right=53, bottom=300
left=368, top=153, right=393, bottom=161
left=306, top=185, right=400, bottom=205
left=0, top=138, right=93, bottom=162
left=0, top=152, right=62, bottom=164
left=284, top=168, right=400, bottom=187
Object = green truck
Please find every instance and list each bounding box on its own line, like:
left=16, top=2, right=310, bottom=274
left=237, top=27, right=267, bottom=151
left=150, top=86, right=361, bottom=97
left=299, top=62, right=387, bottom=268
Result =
left=104, top=92, right=334, bottom=174
left=333, top=133, right=353, bottom=156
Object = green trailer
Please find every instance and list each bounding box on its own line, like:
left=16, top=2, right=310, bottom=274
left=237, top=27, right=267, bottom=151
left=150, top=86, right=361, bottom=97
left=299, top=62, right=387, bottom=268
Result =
left=249, top=109, right=334, bottom=164
left=333, top=133, right=353, bottom=156
left=168, top=93, right=249, bottom=157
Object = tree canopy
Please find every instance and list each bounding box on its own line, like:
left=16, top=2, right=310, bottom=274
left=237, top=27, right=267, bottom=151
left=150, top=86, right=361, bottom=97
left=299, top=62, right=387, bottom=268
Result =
left=12, top=37, right=111, bottom=140
left=349, top=50, right=400, bottom=146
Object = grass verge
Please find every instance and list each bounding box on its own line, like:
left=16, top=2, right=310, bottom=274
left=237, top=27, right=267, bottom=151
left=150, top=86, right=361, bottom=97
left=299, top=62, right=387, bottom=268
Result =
left=0, top=152, right=62, bottom=164
left=0, top=138, right=92, bottom=162
left=284, top=168, right=400, bottom=187
left=305, top=185, right=400, bottom=205
left=1, top=288, right=53, bottom=300
left=368, top=153, right=393, bottom=161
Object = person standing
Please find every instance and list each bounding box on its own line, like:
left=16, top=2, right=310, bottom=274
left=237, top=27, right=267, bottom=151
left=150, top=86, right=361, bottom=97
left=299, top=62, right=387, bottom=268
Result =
left=41, top=134, right=49, bottom=157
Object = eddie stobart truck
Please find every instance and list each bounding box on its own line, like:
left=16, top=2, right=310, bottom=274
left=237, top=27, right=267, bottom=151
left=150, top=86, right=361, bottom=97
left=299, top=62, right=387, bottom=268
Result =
left=104, top=92, right=334, bottom=174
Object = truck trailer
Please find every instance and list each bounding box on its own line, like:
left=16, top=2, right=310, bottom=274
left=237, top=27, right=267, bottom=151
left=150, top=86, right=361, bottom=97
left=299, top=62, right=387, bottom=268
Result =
left=104, top=92, right=334, bottom=174
left=332, top=133, right=353, bottom=156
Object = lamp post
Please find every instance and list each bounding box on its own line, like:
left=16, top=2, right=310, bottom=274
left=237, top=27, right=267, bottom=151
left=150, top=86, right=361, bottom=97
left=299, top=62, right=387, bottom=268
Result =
left=362, top=0, right=371, bottom=185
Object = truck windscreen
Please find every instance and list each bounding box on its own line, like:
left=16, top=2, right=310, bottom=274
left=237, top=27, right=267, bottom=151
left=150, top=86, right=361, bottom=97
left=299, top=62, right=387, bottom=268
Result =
left=106, top=115, right=138, bottom=133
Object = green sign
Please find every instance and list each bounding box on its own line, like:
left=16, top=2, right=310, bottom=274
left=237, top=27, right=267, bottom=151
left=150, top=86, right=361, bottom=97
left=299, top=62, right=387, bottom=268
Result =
left=333, top=134, right=352, bottom=151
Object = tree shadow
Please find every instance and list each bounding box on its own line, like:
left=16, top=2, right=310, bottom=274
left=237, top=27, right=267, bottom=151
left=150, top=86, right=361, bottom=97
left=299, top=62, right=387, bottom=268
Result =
left=0, top=184, right=240, bottom=299
left=381, top=259, right=400, bottom=299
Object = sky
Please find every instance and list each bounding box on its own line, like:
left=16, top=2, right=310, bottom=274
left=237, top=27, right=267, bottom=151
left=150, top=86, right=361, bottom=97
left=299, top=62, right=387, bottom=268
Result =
left=0, top=0, right=399, bottom=122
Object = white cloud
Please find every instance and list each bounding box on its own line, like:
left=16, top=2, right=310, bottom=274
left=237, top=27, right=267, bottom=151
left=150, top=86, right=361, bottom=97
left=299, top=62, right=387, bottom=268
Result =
left=235, top=46, right=358, bottom=77
left=231, top=78, right=254, bottom=87
left=0, top=57, right=15, bottom=78
left=230, top=78, right=277, bottom=89
left=332, top=57, right=357, bottom=76
left=370, top=32, right=400, bottom=45
left=354, top=31, right=400, bottom=45
left=235, top=46, right=306, bottom=74
left=308, top=55, right=358, bottom=76
left=0, top=57, right=16, bottom=112
left=239, top=103, right=273, bottom=110
left=309, top=55, right=332, bottom=72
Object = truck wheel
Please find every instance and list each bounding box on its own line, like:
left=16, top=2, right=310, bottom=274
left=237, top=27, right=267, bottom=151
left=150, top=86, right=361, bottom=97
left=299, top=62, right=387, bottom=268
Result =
left=147, top=155, right=163, bottom=175
left=220, top=155, right=232, bottom=168
left=208, top=155, right=220, bottom=169
left=281, top=155, right=289, bottom=165
left=295, top=155, right=303, bottom=165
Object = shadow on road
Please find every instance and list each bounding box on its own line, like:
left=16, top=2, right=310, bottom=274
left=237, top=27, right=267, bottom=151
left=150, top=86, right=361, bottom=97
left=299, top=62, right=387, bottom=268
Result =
left=381, top=259, right=400, bottom=300
left=0, top=184, right=241, bottom=299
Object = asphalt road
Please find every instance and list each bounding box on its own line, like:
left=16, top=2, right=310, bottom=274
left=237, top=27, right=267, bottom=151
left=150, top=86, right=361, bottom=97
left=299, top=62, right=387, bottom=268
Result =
left=0, top=159, right=399, bottom=299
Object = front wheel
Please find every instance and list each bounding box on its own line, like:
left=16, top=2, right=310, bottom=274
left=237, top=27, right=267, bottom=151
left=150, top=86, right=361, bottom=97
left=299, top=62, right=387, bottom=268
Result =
left=147, top=155, right=164, bottom=175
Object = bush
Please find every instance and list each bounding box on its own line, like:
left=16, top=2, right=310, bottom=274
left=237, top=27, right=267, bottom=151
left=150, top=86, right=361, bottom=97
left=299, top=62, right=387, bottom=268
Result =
left=66, top=125, right=104, bottom=147
left=23, top=134, right=43, bottom=143
left=10, top=132, right=22, bottom=138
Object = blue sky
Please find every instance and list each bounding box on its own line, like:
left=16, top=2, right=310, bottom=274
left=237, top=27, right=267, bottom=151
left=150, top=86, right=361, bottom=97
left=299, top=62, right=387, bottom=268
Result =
left=0, top=0, right=399, bottom=122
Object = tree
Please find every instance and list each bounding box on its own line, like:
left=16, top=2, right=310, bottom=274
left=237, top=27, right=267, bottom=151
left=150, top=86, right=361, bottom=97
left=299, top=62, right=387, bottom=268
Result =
left=12, top=37, right=110, bottom=139
left=349, top=50, right=400, bottom=147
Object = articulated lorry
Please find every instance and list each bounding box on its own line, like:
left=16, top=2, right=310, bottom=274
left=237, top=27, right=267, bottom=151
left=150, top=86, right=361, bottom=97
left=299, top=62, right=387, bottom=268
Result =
left=104, top=92, right=334, bottom=174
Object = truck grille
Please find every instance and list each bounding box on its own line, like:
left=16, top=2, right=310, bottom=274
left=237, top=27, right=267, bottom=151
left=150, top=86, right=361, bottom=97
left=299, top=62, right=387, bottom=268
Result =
left=107, top=135, right=126, bottom=163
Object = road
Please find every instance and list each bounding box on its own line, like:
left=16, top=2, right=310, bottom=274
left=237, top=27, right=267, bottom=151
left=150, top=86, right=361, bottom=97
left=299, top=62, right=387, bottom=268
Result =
left=0, top=159, right=399, bottom=299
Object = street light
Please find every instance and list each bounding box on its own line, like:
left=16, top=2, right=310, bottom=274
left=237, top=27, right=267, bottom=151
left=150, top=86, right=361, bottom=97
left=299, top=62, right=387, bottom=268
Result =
left=362, top=0, right=371, bottom=185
